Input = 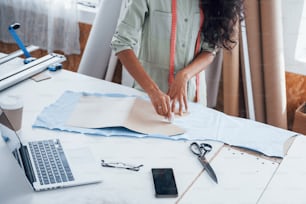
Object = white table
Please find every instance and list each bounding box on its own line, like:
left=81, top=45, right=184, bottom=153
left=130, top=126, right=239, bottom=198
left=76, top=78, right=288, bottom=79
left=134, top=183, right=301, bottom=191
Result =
left=0, top=68, right=305, bottom=204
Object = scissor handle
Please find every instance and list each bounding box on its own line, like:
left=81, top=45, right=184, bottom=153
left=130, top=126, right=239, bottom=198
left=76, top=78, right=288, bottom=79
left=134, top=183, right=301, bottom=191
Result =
left=190, top=142, right=202, bottom=156
left=200, top=143, right=212, bottom=152
left=190, top=142, right=212, bottom=157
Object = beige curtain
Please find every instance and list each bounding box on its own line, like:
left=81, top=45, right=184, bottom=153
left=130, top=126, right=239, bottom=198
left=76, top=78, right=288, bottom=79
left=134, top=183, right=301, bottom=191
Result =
left=223, top=0, right=288, bottom=129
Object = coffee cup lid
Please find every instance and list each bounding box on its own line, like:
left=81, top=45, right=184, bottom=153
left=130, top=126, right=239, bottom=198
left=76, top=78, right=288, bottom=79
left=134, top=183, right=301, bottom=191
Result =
left=0, top=95, right=23, bottom=110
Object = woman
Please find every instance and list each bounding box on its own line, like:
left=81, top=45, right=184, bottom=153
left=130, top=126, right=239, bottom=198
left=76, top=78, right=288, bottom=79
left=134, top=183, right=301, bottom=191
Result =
left=111, top=0, right=244, bottom=119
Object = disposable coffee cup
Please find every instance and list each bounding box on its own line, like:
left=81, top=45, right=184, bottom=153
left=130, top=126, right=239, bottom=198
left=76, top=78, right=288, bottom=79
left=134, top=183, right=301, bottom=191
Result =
left=0, top=95, right=23, bottom=132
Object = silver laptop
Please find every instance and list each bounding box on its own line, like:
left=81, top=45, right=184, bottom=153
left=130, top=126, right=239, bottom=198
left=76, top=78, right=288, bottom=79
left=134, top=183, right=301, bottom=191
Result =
left=0, top=106, right=102, bottom=192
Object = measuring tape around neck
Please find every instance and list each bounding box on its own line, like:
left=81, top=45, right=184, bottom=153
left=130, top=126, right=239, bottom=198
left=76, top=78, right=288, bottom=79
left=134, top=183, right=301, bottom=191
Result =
left=169, top=0, right=204, bottom=102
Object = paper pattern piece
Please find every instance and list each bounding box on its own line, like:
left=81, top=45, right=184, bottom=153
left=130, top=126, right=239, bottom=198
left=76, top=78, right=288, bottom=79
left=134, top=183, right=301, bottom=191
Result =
left=258, top=136, right=306, bottom=203
left=66, top=95, right=185, bottom=136
left=31, top=72, right=51, bottom=82
left=33, top=91, right=297, bottom=158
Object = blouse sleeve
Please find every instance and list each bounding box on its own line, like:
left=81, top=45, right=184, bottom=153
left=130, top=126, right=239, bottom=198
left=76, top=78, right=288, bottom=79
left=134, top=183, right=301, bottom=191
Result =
left=200, top=34, right=219, bottom=56
left=110, top=0, right=149, bottom=54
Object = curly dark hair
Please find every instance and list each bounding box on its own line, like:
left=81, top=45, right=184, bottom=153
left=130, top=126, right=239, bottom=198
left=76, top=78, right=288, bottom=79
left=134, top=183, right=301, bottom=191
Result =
left=201, top=0, right=245, bottom=50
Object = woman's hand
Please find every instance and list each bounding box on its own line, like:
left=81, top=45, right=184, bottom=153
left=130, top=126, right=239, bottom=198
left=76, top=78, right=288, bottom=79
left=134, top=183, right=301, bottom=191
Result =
left=148, top=89, right=172, bottom=119
left=117, top=50, right=172, bottom=119
left=167, top=70, right=189, bottom=115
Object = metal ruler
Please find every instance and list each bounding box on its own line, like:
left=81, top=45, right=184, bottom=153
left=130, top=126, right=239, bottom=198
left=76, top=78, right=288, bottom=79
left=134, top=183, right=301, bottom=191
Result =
left=0, top=53, right=66, bottom=91
left=0, top=45, right=39, bottom=65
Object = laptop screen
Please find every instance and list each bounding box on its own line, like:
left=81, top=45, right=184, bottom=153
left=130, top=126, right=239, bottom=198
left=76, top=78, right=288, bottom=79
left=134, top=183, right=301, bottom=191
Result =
left=0, top=106, right=33, bottom=203
left=0, top=106, right=23, bottom=167
left=0, top=129, right=33, bottom=204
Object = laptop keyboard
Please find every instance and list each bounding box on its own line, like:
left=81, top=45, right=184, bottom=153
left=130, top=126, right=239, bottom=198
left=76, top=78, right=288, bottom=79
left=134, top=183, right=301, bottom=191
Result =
left=29, top=139, right=75, bottom=185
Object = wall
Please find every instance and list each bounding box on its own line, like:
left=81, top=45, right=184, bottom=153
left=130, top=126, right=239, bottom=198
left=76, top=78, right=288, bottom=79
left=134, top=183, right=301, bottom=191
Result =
left=282, top=0, right=306, bottom=76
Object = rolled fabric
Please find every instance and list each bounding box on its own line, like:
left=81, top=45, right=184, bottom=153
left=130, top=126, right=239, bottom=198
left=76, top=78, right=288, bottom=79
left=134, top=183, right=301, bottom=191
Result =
left=260, top=0, right=288, bottom=129
left=78, top=0, right=123, bottom=79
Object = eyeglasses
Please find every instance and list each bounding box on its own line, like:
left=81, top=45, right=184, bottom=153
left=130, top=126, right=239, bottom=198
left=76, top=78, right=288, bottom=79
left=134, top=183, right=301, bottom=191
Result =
left=101, top=160, right=144, bottom=172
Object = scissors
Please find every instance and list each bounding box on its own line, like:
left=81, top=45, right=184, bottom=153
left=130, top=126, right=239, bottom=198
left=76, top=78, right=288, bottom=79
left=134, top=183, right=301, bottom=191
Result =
left=190, top=142, right=218, bottom=184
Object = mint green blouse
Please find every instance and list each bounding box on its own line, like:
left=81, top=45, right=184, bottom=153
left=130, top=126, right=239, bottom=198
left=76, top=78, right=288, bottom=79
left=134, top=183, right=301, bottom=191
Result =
left=111, top=0, right=216, bottom=105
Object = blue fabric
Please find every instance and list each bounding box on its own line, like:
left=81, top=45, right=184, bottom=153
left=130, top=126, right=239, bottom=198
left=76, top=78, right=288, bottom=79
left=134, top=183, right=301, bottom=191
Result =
left=33, top=90, right=297, bottom=157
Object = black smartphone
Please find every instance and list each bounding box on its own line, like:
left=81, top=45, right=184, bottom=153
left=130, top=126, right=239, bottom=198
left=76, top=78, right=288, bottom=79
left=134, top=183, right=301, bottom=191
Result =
left=151, top=168, right=178, bottom=198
